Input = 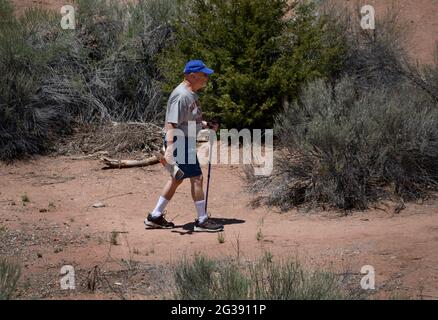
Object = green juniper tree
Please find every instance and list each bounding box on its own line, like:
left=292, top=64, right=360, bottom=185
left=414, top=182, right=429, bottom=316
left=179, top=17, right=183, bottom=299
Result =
left=159, top=0, right=346, bottom=128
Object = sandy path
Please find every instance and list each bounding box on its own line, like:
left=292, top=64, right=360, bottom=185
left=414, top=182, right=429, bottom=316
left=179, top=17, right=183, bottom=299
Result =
left=1, top=152, right=437, bottom=299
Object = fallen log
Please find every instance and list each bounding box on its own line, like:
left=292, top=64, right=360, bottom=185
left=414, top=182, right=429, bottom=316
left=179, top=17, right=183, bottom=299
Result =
left=100, top=156, right=159, bottom=169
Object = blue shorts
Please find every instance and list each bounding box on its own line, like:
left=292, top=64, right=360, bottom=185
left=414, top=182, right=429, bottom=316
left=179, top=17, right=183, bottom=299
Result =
left=163, top=135, right=202, bottom=180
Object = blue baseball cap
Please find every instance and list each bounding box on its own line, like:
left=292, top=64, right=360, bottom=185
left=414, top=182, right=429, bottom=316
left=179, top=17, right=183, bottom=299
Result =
left=183, top=60, right=214, bottom=75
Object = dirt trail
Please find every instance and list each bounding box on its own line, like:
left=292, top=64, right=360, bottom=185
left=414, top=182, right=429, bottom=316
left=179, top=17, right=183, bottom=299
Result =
left=1, top=151, right=438, bottom=299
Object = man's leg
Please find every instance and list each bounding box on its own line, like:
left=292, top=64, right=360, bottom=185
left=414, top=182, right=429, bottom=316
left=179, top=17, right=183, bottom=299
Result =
left=190, top=175, right=208, bottom=224
left=151, top=176, right=184, bottom=218
left=145, top=177, right=184, bottom=229
left=190, top=175, right=223, bottom=232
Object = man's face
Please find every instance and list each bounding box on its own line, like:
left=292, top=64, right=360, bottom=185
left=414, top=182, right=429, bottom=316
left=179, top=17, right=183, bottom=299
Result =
left=191, top=72, right=209, bottom=90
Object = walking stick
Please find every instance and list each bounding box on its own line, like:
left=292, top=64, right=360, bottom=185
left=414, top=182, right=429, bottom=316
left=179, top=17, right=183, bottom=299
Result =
left=204, top=134, right=213, bottom=217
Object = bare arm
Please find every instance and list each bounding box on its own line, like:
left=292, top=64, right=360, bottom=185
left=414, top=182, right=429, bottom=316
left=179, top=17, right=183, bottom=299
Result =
left=164, top=122, right=177, bottom=164
left=165, top=122, right=177, bottom=144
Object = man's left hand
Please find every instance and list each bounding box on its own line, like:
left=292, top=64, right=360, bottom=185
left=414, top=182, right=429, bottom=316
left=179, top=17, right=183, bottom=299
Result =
left=209, top=122, right=219, bottom=132
left=203, top=121, right=219, bottom=132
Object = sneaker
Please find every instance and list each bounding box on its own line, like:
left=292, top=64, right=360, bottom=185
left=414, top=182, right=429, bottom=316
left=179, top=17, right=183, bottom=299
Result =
left=194, top=219, right=224, bottom=232
left=144, top=212, right=175, bottom=229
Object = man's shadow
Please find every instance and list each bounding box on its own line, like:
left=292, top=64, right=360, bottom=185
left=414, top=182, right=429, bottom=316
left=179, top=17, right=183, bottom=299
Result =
left=171, top=217, right=245, bottom=235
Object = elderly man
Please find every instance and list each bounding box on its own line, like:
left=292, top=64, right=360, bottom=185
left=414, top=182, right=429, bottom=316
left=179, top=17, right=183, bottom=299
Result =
left=145, top=60, right=224, bottom=232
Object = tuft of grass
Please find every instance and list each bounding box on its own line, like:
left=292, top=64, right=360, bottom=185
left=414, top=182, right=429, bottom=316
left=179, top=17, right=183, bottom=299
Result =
left=110, top=231, right=119, bottom=246
left=256, top=229, right=264, bottom=242
left=173, top=254, right=352, bottom=300
left=217, top=232, right=225, bottom=244
left=0, top=258, right=21, bottom=300
left=54, top=247, right=63, bottom=254
left=97, top=236, right=105, bottom=245
left=21, top=194, right=29, bottom=203
left=262, top=251, right=273, bottom=263
left=173, top=254, right=218, bottom=300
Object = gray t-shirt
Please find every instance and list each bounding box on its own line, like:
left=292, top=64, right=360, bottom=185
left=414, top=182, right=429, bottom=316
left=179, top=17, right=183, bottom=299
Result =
left=164, top=83, right=203, bottom=137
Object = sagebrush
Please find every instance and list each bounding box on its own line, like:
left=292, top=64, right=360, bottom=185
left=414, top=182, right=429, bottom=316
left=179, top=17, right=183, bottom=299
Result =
left=173, top=254, right=353, bottom=300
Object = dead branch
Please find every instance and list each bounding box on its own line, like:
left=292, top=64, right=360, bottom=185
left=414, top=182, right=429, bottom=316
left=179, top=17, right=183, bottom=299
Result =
left=100, top=156, right=159, bottom=169
left=70, top=151, right=109, bottom=160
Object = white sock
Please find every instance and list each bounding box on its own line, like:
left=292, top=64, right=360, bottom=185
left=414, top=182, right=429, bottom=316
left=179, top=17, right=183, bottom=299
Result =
left=151, top=196, right=169, bottom=218
left=195, top=200, right=208, bottom=224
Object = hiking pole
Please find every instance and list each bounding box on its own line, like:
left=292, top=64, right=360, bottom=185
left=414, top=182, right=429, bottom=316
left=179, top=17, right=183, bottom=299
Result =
left=204, top=121, right=218, bottom=216
left=204, top=133, right=213, bottom=216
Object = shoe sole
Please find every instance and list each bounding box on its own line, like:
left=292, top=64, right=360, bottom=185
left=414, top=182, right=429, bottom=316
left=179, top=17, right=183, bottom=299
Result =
left=193, top=226, right=224, bottom=233
left=144, top=220, right=174, bottom=229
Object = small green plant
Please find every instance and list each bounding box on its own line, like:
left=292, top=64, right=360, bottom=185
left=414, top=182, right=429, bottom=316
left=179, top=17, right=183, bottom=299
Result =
left=256, top=229, right=264, bottom=242
left=110, top=231, right=119, bottom=246
left=54, top=247, right=63, bottom=254
left=21, top=194, right=29, bottom=203
left=0, top=258, right=21, bottom=300
left=173, top=254, right=217, bottom=300
left=262, top=251, right=273, bottom=263
left=48, top=202, right=56, bottom=209
left=217, top=232, right=225, bottom=244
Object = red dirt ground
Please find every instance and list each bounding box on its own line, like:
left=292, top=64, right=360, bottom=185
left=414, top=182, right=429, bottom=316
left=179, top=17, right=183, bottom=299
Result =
left=3, top=0, right=438, bottom=300
left=1, top=148, right=438, bottom=299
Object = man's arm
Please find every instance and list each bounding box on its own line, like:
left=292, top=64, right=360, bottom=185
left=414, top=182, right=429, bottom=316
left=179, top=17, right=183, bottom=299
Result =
left=164, top=122, right=177, bottom=164
left=165, top=122, right=177, bottom=142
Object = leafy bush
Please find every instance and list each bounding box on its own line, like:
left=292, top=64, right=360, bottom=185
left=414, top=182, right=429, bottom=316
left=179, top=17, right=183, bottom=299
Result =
left=173, top=254, right=350, bottom=300
left=247, top=76, right=438, bottom=210
left=0, top=1, right=73, bottom=161
left=159, top=0, right=346, bottom=128
left=0, top=0, right=175, bottom=161
left=41, top=0, right=176, bottom=123
left=246, top=3, right=438, bottom=211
